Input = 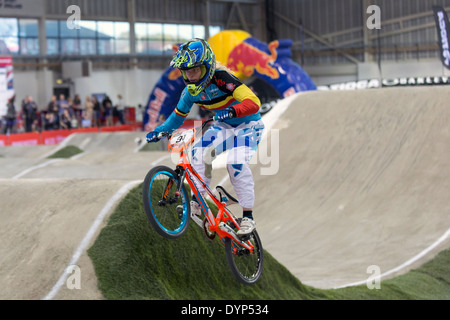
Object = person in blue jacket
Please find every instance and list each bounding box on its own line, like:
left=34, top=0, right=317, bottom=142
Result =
left=146, top=38, right=264, bottom=236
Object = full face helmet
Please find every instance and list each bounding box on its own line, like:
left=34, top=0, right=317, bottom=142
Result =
left=170, top=38, right=216, bottom=96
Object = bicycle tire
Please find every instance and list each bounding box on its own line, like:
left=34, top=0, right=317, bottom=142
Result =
left=142, top=166, right=190, bottom=239
left=224, top=230, right=264, bottom=285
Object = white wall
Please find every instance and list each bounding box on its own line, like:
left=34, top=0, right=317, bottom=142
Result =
left=72, top=68, right=164, bottom=109
left=14, top=69, right=53, bottom=108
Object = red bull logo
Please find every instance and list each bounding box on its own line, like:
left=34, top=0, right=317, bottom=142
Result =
left=227, top=40, right=280, bottom=79
left=145, top=87, right=167, bottom=131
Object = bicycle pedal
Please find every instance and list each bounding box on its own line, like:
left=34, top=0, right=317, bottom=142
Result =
left=219, top=222, right=237, bottom=237
left=238, top=234, right=251, bottom=242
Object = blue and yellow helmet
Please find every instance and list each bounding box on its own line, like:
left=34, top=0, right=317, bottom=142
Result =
left=170, top=38, right=216, bottom=96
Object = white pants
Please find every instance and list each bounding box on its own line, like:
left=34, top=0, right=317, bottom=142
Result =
left=191, top=120, right=264, bottom=209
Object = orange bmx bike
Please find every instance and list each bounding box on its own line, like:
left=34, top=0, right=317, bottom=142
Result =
left=142, top=118, right=263, bottom=285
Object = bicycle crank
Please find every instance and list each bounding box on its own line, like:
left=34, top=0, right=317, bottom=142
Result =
left=203, top=218, right=216, bottom=240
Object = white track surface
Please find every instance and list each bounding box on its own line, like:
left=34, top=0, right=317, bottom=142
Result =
left=1, top=86, right=450, bottom=299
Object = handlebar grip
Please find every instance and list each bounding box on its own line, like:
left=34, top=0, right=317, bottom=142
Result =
left=214, top=109, right=235, bottom=122
left=146, top=131, right=167, bottom=143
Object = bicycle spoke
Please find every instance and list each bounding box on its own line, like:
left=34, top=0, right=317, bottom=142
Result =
left=143, top=166, right=190, bottom=239
left=225, top=230, right=263, bottom=284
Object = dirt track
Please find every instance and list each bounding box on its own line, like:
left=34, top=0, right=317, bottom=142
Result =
left=253, top=86, right=450, bottom=288
left=1, top=86, right=449, bottom=299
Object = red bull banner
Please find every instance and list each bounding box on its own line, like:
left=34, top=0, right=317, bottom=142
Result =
left=143, top=31, right=316, bottom=131
left=143, top=67, right=185, bottom=132
left=227, top=37, right=316, bottom=97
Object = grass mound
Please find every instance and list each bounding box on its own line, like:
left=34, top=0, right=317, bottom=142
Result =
left=47, top=145, right=83, bottom=158
left=88, top=184, right=450, bottom=300
left=88, top=184, right=326, bottom=300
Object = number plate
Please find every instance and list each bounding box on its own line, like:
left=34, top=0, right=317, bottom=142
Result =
left=168, top=128, right=196, bottom=153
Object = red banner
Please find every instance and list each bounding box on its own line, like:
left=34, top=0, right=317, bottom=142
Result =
left=0, top=135, right=7, bottom=146
left=41, top=129, right=71, bottom=145
left=0, top=124, right=142, bottom=146
left=8, top=132, right=40, bottom=146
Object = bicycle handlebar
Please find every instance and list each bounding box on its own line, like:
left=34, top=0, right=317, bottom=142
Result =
left=147, top=117, right=216, bottom=143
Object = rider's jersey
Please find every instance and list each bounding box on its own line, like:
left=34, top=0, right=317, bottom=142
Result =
left=156, top=69, right=261, bottom=132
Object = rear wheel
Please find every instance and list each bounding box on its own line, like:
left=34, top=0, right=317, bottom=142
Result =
left=224, top=229, right=264, bottom=285
left=142, top=166, right=190, bottom=239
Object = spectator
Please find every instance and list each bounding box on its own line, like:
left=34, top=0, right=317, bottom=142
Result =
left=67, top=97, right=78, bottom=128
left=82, top=95, right=94, bottom=128
left=92, top=96, right=101, bottom=127
left=103, top=95, right=113, bottom=126
left=2, top=95, right=16, bottom=134
left=115, top=94, right=125, bottom=124
left=60, top=107, right=72, bottom=129
left=73, top=94, right=82, bottom=127
left=57, top=93, right=68, bottom=111
left=73, top=94, right=81, bottom=108
left=47, top=95, right=57, bottom=112
left=45, top=95, right=59, bottom=130
left=22, top=95, right=38, bottom=132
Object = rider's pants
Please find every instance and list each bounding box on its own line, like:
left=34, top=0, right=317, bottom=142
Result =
left=191, top=120, right=264, bottom=209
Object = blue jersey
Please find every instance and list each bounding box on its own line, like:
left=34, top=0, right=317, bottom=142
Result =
left=156, top=70, right=261, bottom=132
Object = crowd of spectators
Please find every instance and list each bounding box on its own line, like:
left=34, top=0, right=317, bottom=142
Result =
left=1, top=93, right=128, bottom=135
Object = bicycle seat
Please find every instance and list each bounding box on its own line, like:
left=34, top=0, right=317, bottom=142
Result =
left=216, top=186, right=239, bottom=205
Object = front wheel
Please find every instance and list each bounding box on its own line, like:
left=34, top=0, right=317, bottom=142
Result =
left=224, top=230, right=264, bottom=285
left=142, top=166, right=190, bottom=239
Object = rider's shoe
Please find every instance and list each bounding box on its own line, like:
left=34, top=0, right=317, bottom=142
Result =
left=237, top=217, right=256, bottom=236
left=190, top=200, right=202, bottom=217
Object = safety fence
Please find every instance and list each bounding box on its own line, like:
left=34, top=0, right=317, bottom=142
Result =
left=0, top=123, right=141, bottom=146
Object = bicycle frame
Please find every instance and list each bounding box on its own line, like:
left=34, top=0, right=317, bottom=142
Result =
left=169, top=123, right=254, bottom=252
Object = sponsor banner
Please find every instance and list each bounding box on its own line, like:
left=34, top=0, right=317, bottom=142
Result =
left=0, top=68, right=6, bottom=117
left=0, top=56, right=14, bottom=117
left=318, top=76, right=450, bottom=91
left=143, top=68, right=185, bottom=133
left=41, top=129, right=71, bottom=145
left=8, top=132, right=40, bottom=146
left=0, top=134, right=6, bottom=146
left=0, top=124, right=141, bottom=146
left=433, top=6, right=450, bottom=70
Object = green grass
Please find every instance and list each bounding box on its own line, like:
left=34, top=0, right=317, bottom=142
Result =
left=47, top=145, right=83, bottom=158
left=88, top=184, right=450, bottom=300
left=326, top=251, right=450, bottom=300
